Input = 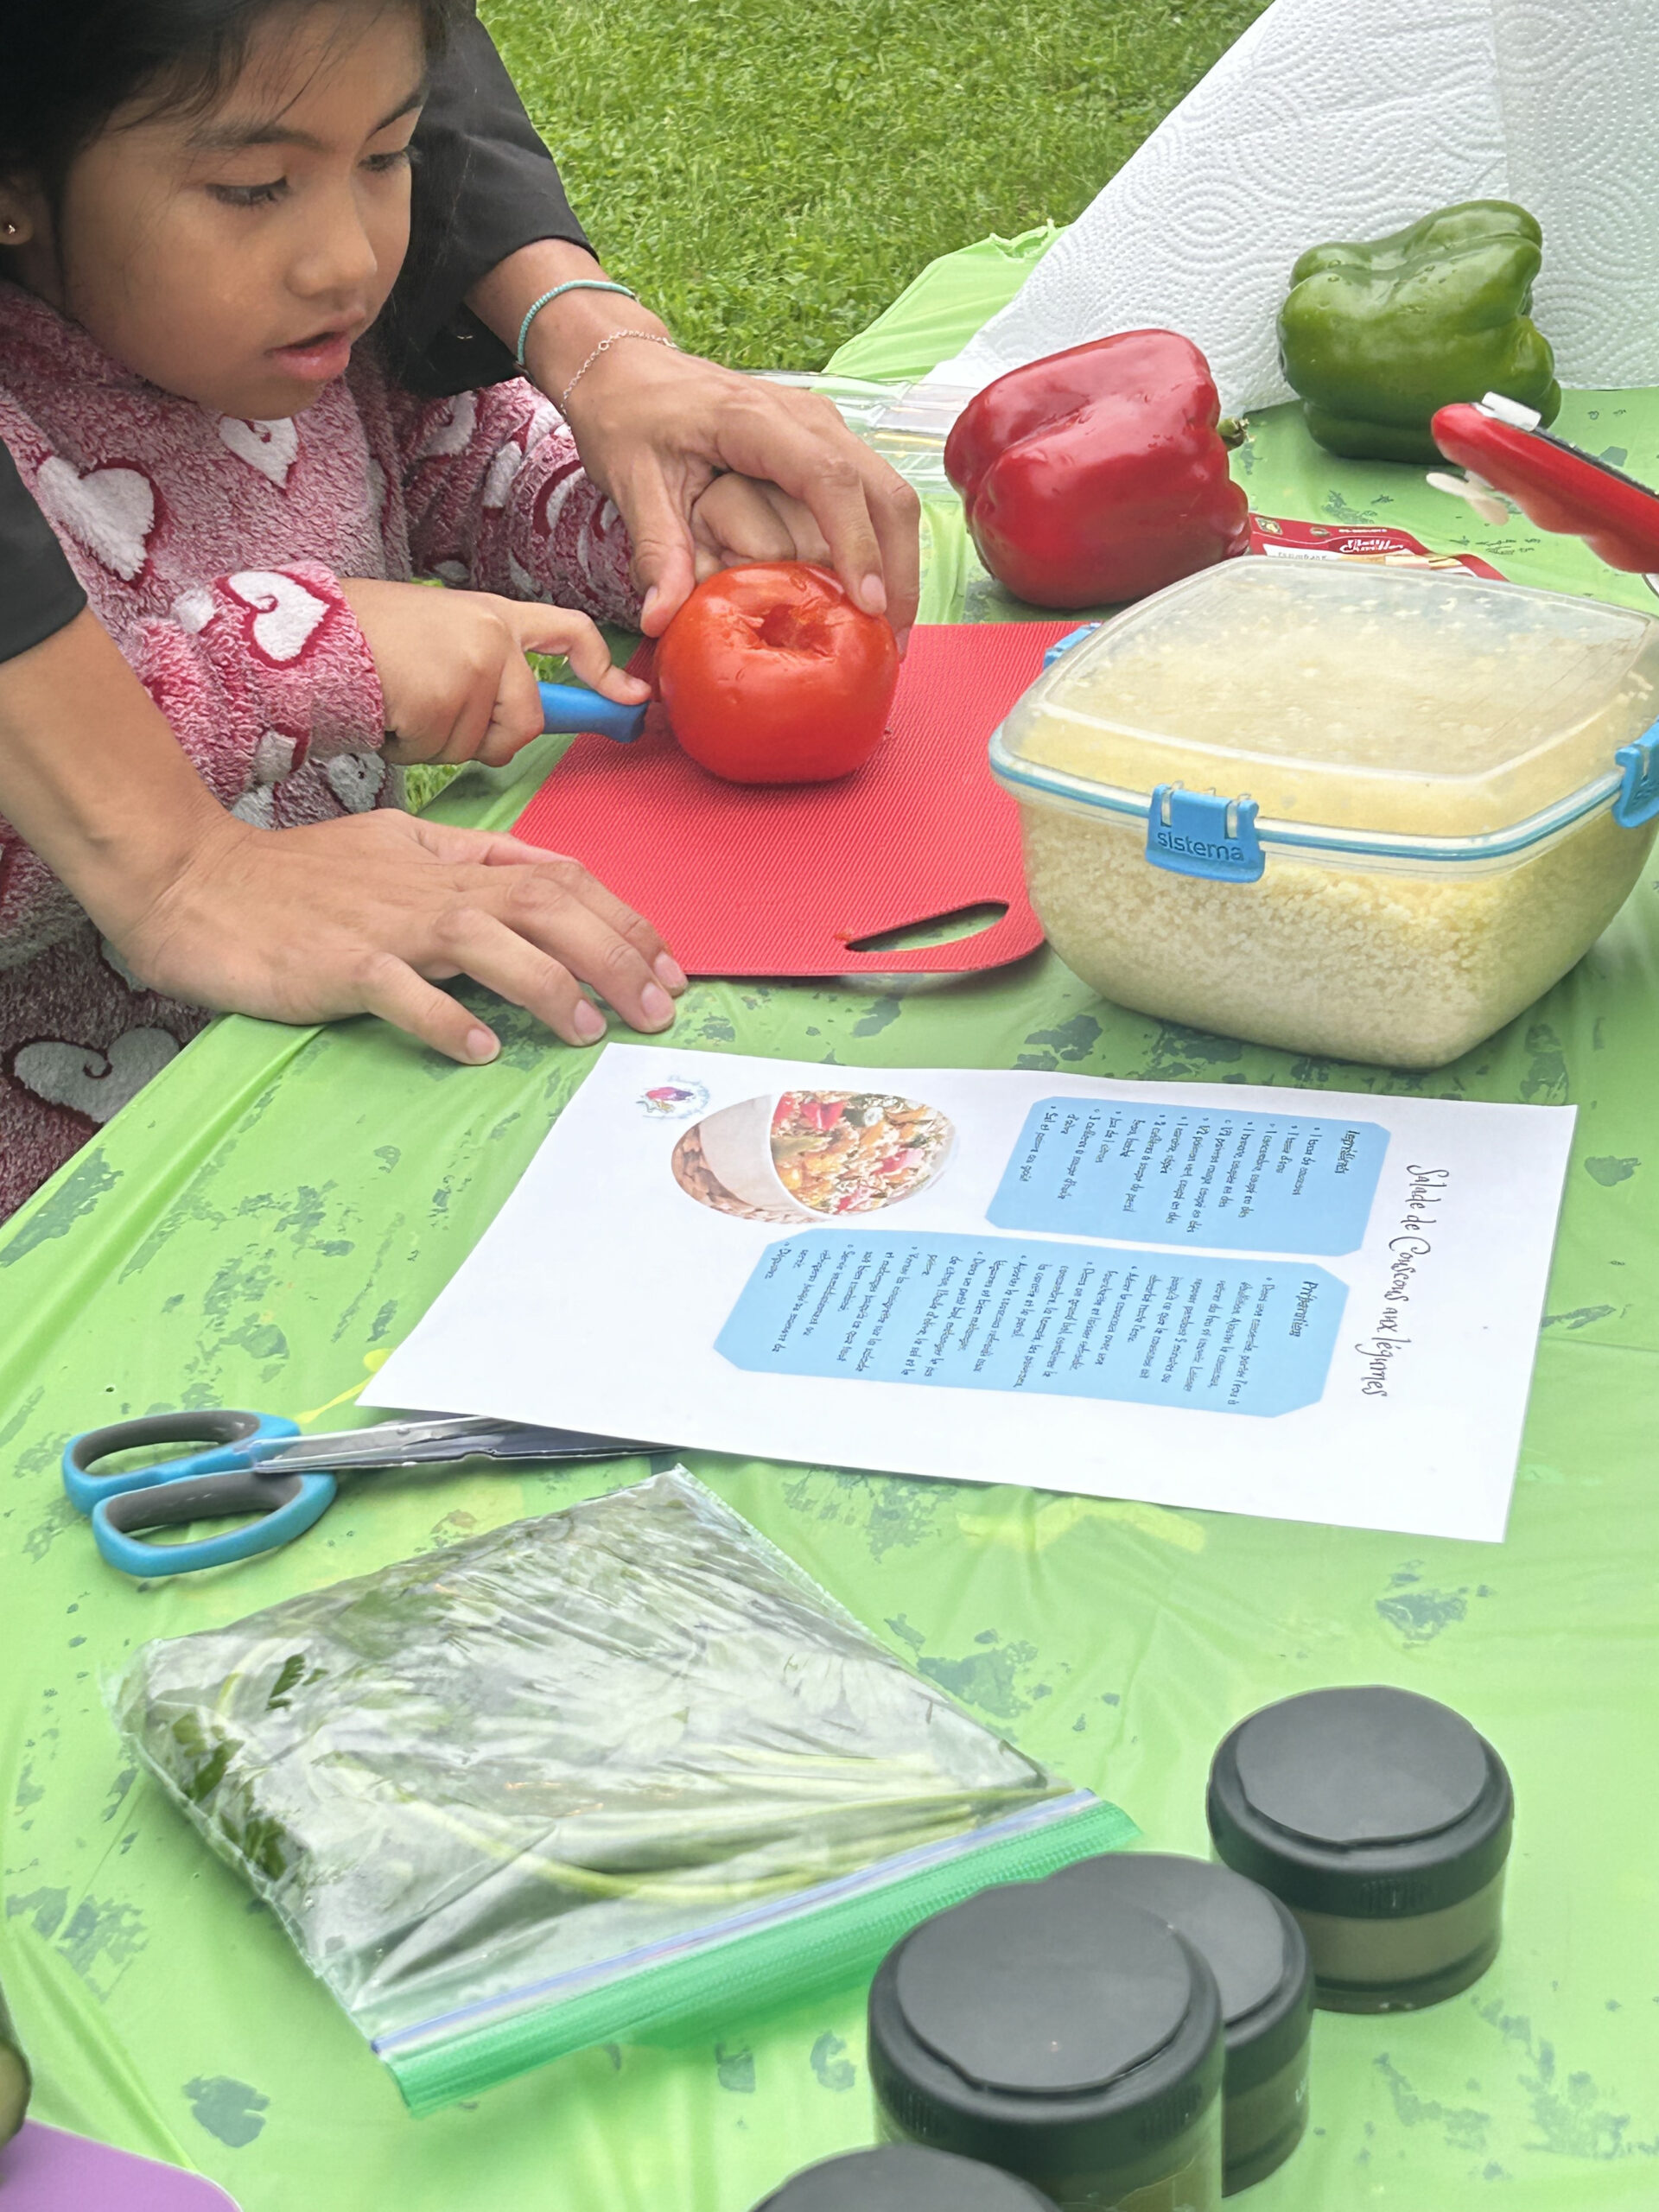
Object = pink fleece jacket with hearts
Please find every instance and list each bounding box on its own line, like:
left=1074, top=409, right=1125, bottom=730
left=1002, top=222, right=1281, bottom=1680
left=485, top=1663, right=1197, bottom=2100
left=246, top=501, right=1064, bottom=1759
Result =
left=0, top=283, right=639, bottom=1219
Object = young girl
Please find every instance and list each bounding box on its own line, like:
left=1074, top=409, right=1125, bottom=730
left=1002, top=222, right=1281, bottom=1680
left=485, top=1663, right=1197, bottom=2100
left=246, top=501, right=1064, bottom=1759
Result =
left=0, top=0, right=763, bottom=1215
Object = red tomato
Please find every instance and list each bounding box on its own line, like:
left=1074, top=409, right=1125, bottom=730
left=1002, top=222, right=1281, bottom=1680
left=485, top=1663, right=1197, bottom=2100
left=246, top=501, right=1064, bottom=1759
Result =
left=655, top=563, right=899, bottom=785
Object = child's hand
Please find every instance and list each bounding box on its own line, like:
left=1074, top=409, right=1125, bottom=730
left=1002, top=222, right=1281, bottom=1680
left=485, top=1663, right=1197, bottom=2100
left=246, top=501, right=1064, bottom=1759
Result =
left=340, top=581, right=650, bottom=767
left=687, top=474, right=834, bottom=582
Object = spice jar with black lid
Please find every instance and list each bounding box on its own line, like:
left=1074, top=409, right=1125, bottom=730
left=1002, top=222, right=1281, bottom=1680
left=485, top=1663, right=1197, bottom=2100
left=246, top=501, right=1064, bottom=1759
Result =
left=1206, top=1685, right=1513, bottom=2013
left=1046, top=1854, right=1312, bottom=2194
left=868, top=1882, right=1224, bottom=2211
left=751, top=2144, right=1060, bottom=2210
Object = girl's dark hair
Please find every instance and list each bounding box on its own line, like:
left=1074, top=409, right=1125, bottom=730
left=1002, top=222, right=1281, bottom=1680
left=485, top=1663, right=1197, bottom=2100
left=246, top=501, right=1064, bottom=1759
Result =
left=1, top=0, right=460, bottom=213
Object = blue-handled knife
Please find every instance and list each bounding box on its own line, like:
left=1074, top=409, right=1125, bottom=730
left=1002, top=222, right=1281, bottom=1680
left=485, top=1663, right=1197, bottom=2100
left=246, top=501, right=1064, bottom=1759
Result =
left=537, top=678, right=648, bottom=744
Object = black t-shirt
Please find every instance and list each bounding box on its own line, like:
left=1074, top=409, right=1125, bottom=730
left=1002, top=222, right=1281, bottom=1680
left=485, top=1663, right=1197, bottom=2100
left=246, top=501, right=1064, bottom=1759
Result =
left=0, top=438, right=86, bottom=664
left=0, top=5, right=587, bottom=663
left=381, top=8, right=594, bottom=396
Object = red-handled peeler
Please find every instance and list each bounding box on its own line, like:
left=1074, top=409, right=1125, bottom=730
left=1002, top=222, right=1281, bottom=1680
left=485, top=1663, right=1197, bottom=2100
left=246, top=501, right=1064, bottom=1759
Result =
left=1429, top=392, right=1659, bottom=591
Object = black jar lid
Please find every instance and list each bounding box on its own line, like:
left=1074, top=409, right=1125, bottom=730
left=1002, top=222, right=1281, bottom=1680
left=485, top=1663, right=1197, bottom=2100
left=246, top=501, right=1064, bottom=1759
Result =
left=1206, top=1686, right=1513, bottom=1918
left=1045, top=1853, right=1312, bottom=2094
left=867, top=1885, right=1223, bottom=2179
left=751, top=2145, right=1059, bottom=2210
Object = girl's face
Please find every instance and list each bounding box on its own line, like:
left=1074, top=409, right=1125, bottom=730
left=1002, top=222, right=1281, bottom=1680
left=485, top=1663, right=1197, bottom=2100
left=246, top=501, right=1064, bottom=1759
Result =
left=6, top=4, right=425, bottom=420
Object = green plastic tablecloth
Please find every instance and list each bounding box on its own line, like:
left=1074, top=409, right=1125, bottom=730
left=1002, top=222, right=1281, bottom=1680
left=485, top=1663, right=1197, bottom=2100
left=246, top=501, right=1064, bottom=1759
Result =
left=6, top=231, right=1659, bottom=2212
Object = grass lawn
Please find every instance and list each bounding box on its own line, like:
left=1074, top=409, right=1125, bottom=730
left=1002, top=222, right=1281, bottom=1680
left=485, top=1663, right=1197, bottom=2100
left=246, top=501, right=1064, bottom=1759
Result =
left=483, top=0, right=1269, bottom=369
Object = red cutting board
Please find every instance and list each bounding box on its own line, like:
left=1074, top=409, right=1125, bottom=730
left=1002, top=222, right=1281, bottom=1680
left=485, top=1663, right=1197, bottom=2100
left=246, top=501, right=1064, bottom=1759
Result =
left=512, top=621, right=1077, bottom=976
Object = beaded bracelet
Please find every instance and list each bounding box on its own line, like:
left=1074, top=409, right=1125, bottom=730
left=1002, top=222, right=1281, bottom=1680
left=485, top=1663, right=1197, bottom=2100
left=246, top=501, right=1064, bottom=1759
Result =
left=514, top=278, right=638, bottom=370
left=559, top=330, right=680, bottom=412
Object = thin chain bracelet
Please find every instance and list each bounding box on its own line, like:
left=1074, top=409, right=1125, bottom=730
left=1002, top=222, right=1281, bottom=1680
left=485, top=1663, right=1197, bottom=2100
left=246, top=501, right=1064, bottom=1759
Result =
left=559, top=330, right=679, bottom=412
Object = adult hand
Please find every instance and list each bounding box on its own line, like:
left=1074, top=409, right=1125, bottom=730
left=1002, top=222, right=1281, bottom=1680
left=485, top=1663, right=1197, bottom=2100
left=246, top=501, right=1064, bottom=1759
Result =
left=340, top=579, right=649, bottom=766
left=1, top=600, right=681, bottom=1065
left=564, top=343, right=922, bottom=641
left=116, top=810, right=685, bottom=1059
left=467, top=243, right=922, bottom=641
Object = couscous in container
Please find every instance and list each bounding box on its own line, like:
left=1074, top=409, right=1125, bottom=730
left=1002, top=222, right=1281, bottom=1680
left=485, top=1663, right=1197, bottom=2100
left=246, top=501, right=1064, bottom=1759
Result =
left=989, top=560, right=1659, bottom=1067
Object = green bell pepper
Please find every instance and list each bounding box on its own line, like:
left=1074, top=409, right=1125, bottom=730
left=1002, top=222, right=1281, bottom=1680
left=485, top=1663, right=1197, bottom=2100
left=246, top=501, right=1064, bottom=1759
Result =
left=1277, top=200, right=1561, bottom=464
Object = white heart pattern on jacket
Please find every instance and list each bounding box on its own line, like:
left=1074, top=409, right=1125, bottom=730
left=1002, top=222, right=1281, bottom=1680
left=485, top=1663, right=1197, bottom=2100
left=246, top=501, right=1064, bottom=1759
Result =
left=412, top=391, right=478, bottom=460
left=226, top=569, right=331, bottom=664
left=325, top=753, right=386, bottom=811
left=217, top=415, right=299, bottom=487
left=98, top=937, right=143, bottom=989
left=35, top=456, right=156, bottom=581
left=481, top=440, right=524, bottom=511
left=251, top=729, right=300, bottom=784
left=12, top=1027, right=179, bottom=1123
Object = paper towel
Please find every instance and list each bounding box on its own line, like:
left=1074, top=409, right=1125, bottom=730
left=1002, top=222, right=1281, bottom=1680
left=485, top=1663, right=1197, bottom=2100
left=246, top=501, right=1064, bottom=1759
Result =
left=934, top=0, right=1659, bottom=413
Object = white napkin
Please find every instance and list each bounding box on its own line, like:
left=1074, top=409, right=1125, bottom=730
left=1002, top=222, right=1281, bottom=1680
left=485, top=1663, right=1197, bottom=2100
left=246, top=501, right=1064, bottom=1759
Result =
left=934, top=0, right=1659, bottom=412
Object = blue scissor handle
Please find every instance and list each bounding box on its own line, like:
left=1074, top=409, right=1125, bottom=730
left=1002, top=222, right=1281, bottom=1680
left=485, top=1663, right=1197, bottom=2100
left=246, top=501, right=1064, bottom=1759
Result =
left=537, top=678, right=647, bottom=744
left=62, top=1408, right=301, bottom=1513
left=63, top=1409, right=334, bottom=1579
left=91, top=1464, right=336, bottom=1580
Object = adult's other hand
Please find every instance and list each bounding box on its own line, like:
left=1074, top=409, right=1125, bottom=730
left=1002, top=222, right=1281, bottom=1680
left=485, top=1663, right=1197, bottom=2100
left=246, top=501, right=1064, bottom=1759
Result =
left=118, top=810, right=686, bottom=1060
left=0, top=607, right=683, bottom=1061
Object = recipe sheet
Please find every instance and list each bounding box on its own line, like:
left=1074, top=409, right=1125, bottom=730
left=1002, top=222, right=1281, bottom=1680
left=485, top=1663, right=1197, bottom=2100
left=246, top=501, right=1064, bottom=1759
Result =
left=369, top=1047, right=1578, bottom=1541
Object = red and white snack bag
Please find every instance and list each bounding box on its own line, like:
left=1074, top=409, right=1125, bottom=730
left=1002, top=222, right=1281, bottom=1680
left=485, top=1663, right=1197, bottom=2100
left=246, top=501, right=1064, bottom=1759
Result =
left=1249, top=512, right=1503, bottom=579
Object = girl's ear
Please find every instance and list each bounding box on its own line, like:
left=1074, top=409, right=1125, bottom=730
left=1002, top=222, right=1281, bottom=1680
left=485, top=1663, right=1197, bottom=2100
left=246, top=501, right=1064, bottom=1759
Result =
left=0, top=175, right=45, bottom=250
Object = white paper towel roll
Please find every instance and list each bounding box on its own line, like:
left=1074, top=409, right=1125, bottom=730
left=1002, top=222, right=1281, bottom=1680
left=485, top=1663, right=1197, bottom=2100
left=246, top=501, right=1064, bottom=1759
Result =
left=934, top=0, right=1659, bottom=412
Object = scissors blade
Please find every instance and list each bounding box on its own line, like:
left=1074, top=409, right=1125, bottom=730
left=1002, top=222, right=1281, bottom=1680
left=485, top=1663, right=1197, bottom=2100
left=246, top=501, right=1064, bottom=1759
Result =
left=251, top=1416, right=658, bottom=1474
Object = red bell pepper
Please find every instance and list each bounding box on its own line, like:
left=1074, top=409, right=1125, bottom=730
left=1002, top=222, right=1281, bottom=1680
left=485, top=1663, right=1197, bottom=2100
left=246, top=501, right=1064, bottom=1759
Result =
left=943, top=331, right=1249, bottom=609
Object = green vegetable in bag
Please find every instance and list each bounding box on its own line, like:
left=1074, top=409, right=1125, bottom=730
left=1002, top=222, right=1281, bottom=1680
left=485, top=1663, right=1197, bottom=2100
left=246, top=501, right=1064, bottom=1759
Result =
left=1277, top=200, right=1561, bottom=463
left=114, top=1471, right=1084, bottom=2073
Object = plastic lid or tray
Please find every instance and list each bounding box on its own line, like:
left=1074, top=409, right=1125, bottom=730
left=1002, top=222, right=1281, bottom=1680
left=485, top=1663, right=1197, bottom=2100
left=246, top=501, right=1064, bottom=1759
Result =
left=1206, top=1687, right=1513, bottom=1918
left=992, top=559, right=1659, bottom=868
left=0, top=2123, right=243, bottom=2211
left=1045, top=1853, right=1311, bottom=2095
left=868, top=1885, right=1223, bottom=2173
left=752, top=2145, right=1058, bottom=2211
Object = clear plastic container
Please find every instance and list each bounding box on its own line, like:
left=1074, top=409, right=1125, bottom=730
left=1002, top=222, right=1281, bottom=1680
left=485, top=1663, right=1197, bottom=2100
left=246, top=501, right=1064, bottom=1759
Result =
left=990, top=560, right=1659, bottom=1066
left=754, top=372, right=967, bottom=491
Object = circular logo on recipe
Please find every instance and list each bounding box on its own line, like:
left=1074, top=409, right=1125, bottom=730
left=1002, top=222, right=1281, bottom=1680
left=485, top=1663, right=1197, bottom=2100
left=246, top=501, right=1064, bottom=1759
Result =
left=637, top=1078, right=711, bottom=1122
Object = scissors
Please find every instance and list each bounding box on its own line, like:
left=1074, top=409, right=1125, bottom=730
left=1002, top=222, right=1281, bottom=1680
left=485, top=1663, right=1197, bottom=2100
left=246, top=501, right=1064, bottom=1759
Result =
left=62, top=1410, right=659, bottom=1579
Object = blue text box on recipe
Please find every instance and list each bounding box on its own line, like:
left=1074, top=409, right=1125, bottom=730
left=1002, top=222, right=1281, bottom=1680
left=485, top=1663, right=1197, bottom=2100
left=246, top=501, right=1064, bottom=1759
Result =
left=717, top=1230, right=1345, bottom=1417
left=988, top=1099, right=1388, bottom=1254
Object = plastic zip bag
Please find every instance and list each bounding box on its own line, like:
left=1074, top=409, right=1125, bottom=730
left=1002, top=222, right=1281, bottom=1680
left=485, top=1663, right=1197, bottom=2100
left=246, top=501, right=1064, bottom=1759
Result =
left=114, top=1470, right=1129, bottom=2112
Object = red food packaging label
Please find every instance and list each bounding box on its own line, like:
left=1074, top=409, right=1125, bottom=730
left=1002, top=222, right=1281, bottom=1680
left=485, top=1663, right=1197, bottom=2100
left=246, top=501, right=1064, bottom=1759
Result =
left=1248, top=512, right=1504, bottom=579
